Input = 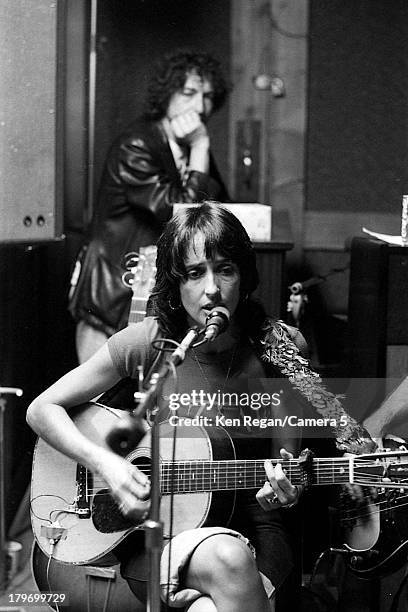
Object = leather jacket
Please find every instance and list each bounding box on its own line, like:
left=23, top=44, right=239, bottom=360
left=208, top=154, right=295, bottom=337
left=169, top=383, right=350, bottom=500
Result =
left=69, top=118, right=229, bottom=335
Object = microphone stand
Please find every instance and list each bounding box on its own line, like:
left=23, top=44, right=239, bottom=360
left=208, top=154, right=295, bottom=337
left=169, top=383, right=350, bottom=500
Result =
left=0, top=387, right=23, bottom=594
left=133, top=328, right=201, bottom=612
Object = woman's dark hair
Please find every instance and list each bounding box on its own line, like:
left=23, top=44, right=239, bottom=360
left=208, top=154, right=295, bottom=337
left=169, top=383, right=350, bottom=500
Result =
left=144, top=49, right=231, bottom=120
left=150, top=202, right=265, bottom=339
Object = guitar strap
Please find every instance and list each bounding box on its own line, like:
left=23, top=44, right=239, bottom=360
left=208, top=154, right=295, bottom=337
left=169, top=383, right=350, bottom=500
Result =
left=102, top=317, right=377, bottom=454
left=256, top=319, right=377, bottom=455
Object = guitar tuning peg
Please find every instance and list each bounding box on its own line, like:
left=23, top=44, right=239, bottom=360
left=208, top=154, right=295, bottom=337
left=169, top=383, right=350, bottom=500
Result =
left=134, top=391, right=146, bottom=404
left=121, top=270, right=134, bottom=288
left=122, top=251, right=140, bottom=269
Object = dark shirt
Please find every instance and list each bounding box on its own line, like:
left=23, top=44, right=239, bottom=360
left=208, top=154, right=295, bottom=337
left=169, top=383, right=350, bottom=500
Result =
left=69, top=118, right=229, bottom=335
left=108, top=317, right=300, bottom=594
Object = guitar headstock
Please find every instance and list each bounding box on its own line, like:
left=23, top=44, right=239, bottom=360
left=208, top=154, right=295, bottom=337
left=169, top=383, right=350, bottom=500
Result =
left=353, top=450, right=408, bottom=489
left=122, top=246, right=157, bottom=325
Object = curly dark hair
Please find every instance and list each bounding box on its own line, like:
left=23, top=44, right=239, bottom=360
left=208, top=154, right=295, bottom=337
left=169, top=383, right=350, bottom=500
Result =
left=149, top=202, right=266, bottom=340
left=144, top=49, right=231, bottom=120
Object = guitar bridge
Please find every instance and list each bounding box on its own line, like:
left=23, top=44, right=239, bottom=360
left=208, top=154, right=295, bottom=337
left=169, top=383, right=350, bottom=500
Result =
left=75, top=464, right=92, bottom=518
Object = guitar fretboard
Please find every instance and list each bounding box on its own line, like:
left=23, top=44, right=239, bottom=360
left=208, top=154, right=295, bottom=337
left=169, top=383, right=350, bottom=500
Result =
left=159, top=457, right=354, bottom=494
left=128, top=296, right=148, bottom=325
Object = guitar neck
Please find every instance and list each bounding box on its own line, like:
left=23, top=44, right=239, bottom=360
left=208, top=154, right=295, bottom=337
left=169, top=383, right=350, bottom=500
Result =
left=160, top=457, right=353, bottom=494
left=128, top=296, right=148, bottom=325
left=124, top=245, right=157, bottom=326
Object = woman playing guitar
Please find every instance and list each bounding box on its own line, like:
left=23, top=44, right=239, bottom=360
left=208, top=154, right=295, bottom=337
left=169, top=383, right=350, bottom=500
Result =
left=27, top=202, right=375, bottom=612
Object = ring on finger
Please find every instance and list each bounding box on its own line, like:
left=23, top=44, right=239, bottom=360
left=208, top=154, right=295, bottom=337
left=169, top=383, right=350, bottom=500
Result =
left=282, top=486, right=299, bottom=509
left=267, top=492, right=279, bottom=504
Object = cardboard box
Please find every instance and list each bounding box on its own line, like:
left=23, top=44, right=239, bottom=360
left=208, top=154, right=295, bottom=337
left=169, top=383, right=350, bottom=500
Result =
left=173, top=203, right=272, bottom=242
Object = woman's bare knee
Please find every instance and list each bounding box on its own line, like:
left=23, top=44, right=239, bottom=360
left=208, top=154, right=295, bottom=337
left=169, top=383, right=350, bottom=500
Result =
left=182, top=535, right=270, bottom=611
left=186, top=535, right=259, bottom=591
left=186, top=596, right=217, bottom=612
left=211, top=537, right=255, bottom=575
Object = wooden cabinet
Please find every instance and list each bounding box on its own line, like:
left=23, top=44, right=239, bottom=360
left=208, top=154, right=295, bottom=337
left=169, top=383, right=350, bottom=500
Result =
left=252, top=211, right=293, bottom=317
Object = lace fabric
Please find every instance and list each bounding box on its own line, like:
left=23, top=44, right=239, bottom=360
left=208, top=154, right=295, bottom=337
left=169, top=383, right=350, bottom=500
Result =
left=258, top=320, right=377, bottom=455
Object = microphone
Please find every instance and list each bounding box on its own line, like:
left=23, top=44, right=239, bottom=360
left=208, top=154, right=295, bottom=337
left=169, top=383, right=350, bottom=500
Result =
left=168, top=327, right=201, bottom=366
left=106, top=415, right=149, bottom=456
left=204, top=306, right=230, bottom=342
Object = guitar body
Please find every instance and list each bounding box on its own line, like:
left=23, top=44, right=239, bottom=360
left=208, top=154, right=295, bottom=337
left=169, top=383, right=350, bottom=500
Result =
left=31, top=402, right=236, bottom=565
left=31, top=400, right=408, bottom=574
left=344, top=495, right=408, bottom=579
left=343, top=503, right=381, bottom=553
left=344, top=438, right=408, bottom=579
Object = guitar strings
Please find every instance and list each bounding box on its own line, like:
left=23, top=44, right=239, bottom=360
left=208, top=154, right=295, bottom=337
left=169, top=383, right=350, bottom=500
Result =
left=84, top=482, right=408, bottom=498
left=341, top=491, right=408, bottom=523
left=84, top=474, right=405, bottom=495
left=341, top=499, right=408, bottom=525
left=341, top=495, right=408, bottom=522
left=87, top=457, right=388, bottom=479
left=86, top=463, right=406, bottom=485
left=84, top=458, right=408, bottom=496
left=86, top=470, right=402, bottom=482
left=87, top=457, right=408, bottom=470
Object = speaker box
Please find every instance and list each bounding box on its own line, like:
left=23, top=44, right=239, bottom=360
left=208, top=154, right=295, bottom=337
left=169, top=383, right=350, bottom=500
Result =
left=0, top=0, right=64, bottom=243
left=348, top=236, right=408, bottom=382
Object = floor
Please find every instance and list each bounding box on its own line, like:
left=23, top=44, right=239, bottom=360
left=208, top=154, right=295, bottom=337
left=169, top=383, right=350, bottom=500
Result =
left=0, top=529, right=50, bottom=612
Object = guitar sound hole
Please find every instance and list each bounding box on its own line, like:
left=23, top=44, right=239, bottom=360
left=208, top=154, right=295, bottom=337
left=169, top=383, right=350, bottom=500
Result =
left=131, top=455, right=151, bottom=481
left=91, top=490, right=134, bottom=533
left=91, top=456, right=151, bottom=534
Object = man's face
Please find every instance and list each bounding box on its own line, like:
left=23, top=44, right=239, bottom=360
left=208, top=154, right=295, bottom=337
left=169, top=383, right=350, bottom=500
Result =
left=166, top=71, right=214, bottom=123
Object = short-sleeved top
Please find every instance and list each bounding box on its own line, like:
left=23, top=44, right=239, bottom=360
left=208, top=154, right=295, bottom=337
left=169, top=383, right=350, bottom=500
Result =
left=108, top=317, right=308, bottom=595
left=107, top=316, right=313, bottom=459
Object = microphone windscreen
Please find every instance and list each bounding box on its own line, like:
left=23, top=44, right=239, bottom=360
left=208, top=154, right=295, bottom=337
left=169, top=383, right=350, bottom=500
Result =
left=106, top=415, right=147, bottom=455
left=204, top=306, right=230, bottom=341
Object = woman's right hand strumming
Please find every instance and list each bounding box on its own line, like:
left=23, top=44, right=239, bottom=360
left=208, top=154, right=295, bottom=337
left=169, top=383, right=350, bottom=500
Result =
left=97, top=452, right=151, bottom=521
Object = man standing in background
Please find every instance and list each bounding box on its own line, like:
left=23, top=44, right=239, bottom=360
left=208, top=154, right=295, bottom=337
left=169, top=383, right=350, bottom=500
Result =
left=69, top=49, right=230, bottom=362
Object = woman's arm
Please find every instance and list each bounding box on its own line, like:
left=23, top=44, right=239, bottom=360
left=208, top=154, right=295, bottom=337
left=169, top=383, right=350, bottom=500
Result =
left=115, top=134, right=225, bottom=218
left=363, top=375, right=408, bottom=440
left=26, top=344, right=150, bottom=519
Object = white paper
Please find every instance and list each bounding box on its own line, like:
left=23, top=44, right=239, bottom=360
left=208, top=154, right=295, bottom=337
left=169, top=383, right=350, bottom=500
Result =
left=362, top=227, right=405, bottom=246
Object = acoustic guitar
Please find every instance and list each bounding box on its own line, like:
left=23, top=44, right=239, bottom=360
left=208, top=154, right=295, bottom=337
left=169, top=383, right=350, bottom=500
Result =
left=30, top=402, right=408, bottom=565
left=342, top=438, right=408, bottom=579
left=122, top=245, right=157, bottom=325
left=31, top=245, right=408, bottom=578
left=30, top=245, right=158, bottom=608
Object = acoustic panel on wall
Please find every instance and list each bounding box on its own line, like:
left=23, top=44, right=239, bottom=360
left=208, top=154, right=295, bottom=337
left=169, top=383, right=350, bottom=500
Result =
left=348, top=237, right=408, bottom=390
left=0, top=0, right=64, bottom=243
left=347, top=236, right=408, bottom=419
left=307, top=0, right=408, bottom=214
